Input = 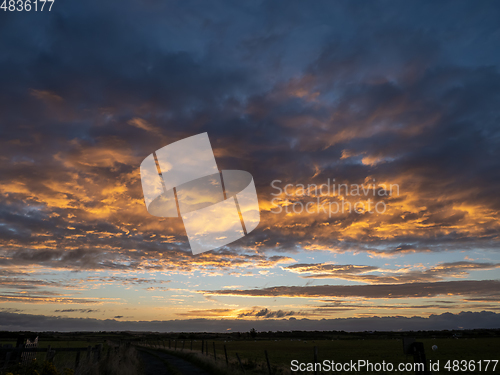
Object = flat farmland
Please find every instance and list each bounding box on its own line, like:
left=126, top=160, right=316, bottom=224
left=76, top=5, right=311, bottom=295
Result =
left=163, top=337, right=500, bottom=374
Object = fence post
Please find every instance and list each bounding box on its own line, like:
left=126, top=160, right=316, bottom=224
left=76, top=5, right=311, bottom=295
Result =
left=75, top=351, right=81, bottom=368
left=213, top=342, right=217, bottom=362
left=265, top=349, right=272, bottom=375
left=201, top=340, right=204, bottom=354
left=411, top=342, right=431, bottom=375
left=3, top=351, right=12, bottom=370
left=96, top=344, right=103, bottom=361
left=48, top=350, right=56, bottom=363
left=236, top=352, right=245, bottom=374
left=313, top=346, right=318, bottom=375
left=169, top=339, right=171, bottom=349
left=46, top=345, right=55, bottom=363
left=191, top=340, right=193, bottom=351
left=14, top=335, right=23, bottom=363
left=224, top=345, right=228, bottom=366
left=182, top=340, right=185, bottom=351
left=174, top=340, right=177, bottom=351
left=87, top=345, right=92, bottom=362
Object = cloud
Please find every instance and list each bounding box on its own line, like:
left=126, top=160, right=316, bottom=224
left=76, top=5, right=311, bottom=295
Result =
left=283, top=262, right=500, bottom=284
left=0, top=246, right=294, bottom=273
left=127, top=118, right=163, bottom=136
left=1, top=311, right=500, bottom=332
left=0, top=292, right=113, bottom=304
left=0, top=0, right=500, bottom=326
left=176, top=307, right=306, bottom=319
left=0, top=1, right=499, bottom=266
left=237, top=308, right=304, bottom=319
left=176, top=309, right=236, bottom=318
left=84, top=277, right=170, bottom=285
left=29, top=89, right=63, bottom=103
left=203, top=280, right=500, bottom=299
left=285, top=264, right=378, bottom=276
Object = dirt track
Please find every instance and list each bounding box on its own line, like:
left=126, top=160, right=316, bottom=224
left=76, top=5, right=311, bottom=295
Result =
left=138, top=348, right=210, bottom=375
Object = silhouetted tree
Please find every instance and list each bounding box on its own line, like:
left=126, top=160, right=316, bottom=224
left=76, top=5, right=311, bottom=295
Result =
left=250, top=328, right=257, bottom=338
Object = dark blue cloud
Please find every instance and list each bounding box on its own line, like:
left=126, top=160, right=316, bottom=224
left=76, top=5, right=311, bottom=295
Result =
left=0, top=0, right=499, bottom=261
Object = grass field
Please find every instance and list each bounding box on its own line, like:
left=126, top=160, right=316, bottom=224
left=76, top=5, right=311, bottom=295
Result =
left=144, top=336, right=500, bottom=374
left=0, top=337, right=142, bottom=375
left=1, top=331, right=499, bottom=374
left=0, top=339, right=104, bottom=371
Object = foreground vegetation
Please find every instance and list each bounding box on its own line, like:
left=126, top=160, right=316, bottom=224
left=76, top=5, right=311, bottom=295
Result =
left=0, top=339, right=141, bottom=375
left=136, top=329, right=500, bottom=374
left=1, top=329, right=499, bottom=374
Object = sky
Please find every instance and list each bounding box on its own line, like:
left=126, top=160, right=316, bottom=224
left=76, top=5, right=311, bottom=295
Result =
left=1, top=0, right=500, bottom=332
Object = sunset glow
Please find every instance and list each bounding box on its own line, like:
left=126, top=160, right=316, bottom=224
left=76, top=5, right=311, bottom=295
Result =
left=1, top=0, right=499, bottom=332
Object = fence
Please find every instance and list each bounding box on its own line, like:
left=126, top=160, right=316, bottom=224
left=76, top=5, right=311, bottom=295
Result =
left=138, top=337, right=432, bottom=375
left=0, top=342, right=103, bottom=371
